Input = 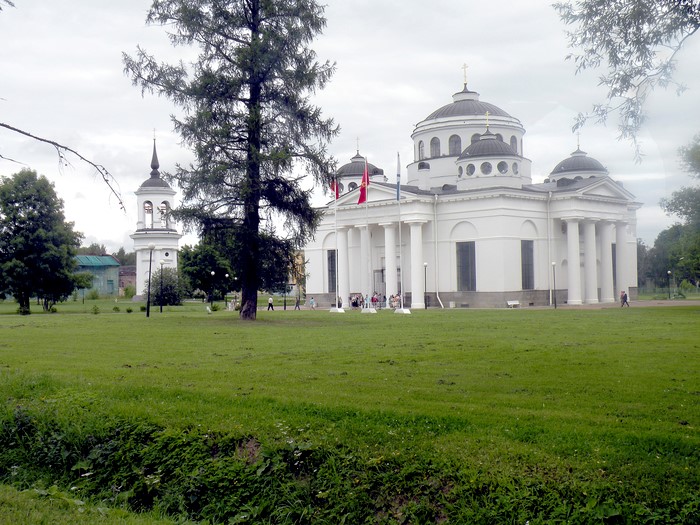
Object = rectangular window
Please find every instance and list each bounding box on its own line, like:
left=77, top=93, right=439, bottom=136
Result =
left=456, top=241, right=476, bottom=291
left=327, top=250, right=336, bottom=294
left=521, top=240, right=534, bottom=290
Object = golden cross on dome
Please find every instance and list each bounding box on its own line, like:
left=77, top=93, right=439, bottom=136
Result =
left=576, top=131, right=581, bottom=149
left=462, top=63, right=468, bottom=85
left=485, top=111, right=490, bottom=130
left=356, top=136, right=360, bottom=152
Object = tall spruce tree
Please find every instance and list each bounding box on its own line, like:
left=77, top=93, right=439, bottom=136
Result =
left=123, top=0, right=337, bottom=320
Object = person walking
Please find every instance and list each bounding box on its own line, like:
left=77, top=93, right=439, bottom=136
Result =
left=267, top=296, right=274, bottom=311
left=620, top=290, right=630, bottom=307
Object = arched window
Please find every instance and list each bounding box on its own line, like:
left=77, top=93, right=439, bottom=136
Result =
left=418, top=141, right=425, bottom=160
left=510, top=136, right=518, bottom=154
left=418, top=161, right=430, bottom=170
left=159, top=201, right=170, bottom=228
left=430, top=137, right=440, bottom=158
left=349, top=182, right=357, bottom=191
left=471, top=133, right=481, bottom=144
left=448, top=135, right=462, bottom=156
left=144, top=201, right=153, bottom=229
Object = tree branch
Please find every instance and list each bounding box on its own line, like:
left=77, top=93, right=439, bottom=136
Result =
left=0, top=122, right=125, bottom=212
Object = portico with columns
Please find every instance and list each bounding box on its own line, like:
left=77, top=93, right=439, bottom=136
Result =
left=304, top=82, right=640, bottom=308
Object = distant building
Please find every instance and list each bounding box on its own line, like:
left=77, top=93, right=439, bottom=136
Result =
left=304, top=82, right=640, bottom=308
left=130, top=139, right=182, bottom=298
left=119, top=265, right=136, bottom=294
left=75, top=255, right=121, bottom=296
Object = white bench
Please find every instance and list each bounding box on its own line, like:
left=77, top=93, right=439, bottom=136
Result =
left=506, top=300, right=520, bottom=308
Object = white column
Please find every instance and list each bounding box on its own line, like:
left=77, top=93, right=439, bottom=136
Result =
left=566, top=218, right=582, bottom=305
left=337, top=227, right=350, bottom=306
left=359, top=225, right=370, bottom=298
left=408, top=221, right=425, bottom=309
left=599, top=221, right=615, bottom=303
left=583, top=220, right=598, bottom=304
left=381, top=222, right=397, bottom=299
left=615, top=221, right=627, bottom=295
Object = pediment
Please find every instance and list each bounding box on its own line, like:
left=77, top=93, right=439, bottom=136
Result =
left=577, top=178, right=636, bottom=201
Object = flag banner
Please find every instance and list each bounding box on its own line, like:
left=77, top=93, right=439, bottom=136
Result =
left=358, top=158, right=369, bottom=204
left=330, top=178, right=339, bottom=200
left=396, top=152, right=401, bottom=201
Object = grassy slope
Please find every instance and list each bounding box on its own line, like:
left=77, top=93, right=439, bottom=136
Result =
left=0, top=303, right=698, bottom=521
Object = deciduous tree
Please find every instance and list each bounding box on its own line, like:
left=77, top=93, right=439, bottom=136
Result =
left=124, top=0, right=338, bottom=320
left=0, top=169, right=83, bottom=313
left=554, top=0, right=700, bottom=156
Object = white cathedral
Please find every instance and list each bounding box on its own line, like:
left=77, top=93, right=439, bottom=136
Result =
left=304, top=83, right=641, bottom=308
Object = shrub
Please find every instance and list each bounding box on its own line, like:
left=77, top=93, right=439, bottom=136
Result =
left=50, top=306, right=57, bottom=313
left=123, top=285, right=136, bottom=299
left=210, top=303, right=221, bottom=312
left=86, top=289, right=100, bottom=301
left=126, top=307, right=133, bottom=313
left=91, top=305, right=100, bottom=315
left=112, top=306, right=120, bottom=313
left=140, top=306, right=146, bottom=312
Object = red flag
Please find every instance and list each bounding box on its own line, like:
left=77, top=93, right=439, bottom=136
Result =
left=330, top=178, right=339, bottom=200
left=357, top=158, right=369, bottom=204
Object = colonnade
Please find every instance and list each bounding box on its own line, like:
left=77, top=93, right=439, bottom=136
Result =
left=334, top=220, right=427, bottom=309
left=562, top=218, right=627, bottom=304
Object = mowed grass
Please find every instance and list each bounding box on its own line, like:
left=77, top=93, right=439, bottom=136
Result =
left=0, top=302, right=699, bottom=521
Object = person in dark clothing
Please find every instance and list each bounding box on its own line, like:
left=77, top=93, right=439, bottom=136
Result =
left=620, top=290, right=630, bottom=307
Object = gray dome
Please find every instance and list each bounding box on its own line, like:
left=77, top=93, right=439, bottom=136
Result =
left=425, top=85, right=512, bottom=120
left=550, top=149, right=608, bottom=175
left=140, top=176, right=171, bottom=188
left=427, top=100, right=511, bottom=120
left=337, top=152, right=384, bottom=177
left=459, top=131, right=518, bottom=159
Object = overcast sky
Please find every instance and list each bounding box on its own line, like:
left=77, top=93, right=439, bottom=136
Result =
left=1, top=0, right=698, bottom=252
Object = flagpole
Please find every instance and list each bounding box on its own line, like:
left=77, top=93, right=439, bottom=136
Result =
left=396, top=152, right=410, bottom=314
left=362, top=156, right=376, bottom=314
left=330, top=177, right=344, bottom=313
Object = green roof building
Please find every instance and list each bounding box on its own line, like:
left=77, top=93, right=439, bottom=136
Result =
left=75, top=255, right=121, bottom=296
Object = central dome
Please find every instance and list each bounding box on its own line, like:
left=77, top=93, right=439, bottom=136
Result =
left=425, top=84, right=512, bottom=120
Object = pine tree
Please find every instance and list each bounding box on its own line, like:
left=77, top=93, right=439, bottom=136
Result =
left=124, top=0, right=337, bottom=320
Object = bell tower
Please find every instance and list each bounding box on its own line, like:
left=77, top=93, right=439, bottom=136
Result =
left=130, top=139, right=182, bottom=297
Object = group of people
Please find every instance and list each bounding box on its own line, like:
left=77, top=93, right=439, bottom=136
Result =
left=347, top=292, right=390, bottom=309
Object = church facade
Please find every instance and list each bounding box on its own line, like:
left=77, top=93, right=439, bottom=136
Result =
left=304, top=83, right=641, bottom=308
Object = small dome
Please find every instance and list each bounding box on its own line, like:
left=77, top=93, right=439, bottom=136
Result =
left=550, top=148, right=608, bottom=176
left=425, top=84, right=512, bottom=120
left=336, top=151, right=384, bottom=177
left=458, top=131, right=518, bottom=159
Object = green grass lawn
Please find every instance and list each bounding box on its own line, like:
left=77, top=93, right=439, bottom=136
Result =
left=0, top=302, right=698, bottom=523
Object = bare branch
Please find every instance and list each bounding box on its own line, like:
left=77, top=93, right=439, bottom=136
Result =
left=0, top=122, right=125, bottom=212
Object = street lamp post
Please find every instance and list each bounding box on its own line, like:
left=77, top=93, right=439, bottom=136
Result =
left=159, top=259, right=165, bottom=313
left=224, top=273, right=229, bottom=304
left=551, top=262, right=557, bottom=309
left=423, top=262, right=428, bottom=309
left=146, top=243, right=155, bottom=318
left=667, top=270, right=672, bottom=300
left=210, top=270, right=215, bottom=307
